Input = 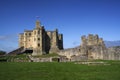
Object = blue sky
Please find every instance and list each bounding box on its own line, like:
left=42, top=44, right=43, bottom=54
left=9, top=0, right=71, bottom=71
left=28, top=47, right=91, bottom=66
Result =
left=0, top=0, right=120, bottom=52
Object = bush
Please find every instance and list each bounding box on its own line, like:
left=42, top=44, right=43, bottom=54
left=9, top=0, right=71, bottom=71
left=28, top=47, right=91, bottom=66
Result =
left=0, top=50, right=6, bottom=55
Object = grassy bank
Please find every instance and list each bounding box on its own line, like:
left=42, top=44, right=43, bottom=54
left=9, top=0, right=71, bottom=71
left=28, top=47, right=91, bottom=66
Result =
left=0, top=61, right=120, bottom=80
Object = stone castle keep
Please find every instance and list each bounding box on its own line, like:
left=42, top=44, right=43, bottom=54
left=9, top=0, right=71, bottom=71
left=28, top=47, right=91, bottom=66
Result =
left=19, top=20, right=63, bottom=55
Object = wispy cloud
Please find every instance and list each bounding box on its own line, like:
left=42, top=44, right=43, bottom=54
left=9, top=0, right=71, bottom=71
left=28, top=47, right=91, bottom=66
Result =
left=72, top=41, right=80, bottom=46
left=0, top=34, right=18, bottom=40
left=0, top=34, right=18, bottom=52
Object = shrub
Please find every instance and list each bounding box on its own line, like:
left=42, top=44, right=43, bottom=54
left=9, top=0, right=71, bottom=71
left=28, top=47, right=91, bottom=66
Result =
left=0, top=50, right=6, bottom=55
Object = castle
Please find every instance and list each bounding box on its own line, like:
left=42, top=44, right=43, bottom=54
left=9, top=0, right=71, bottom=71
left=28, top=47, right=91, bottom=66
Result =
left=19, top=20, right=63, bottom=55
left=8, top=20, right=120, bottom=61
left=58, top=34, right=107, bottom=60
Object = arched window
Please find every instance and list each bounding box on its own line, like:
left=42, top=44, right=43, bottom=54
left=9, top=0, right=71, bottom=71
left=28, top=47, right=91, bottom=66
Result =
left=38, top=43, right=40, bottom=47
left=25, top=33, right=27, bottom=35
left=38, top=38, right=40, bottom=40
left=29, top=33, right=31, bottom=36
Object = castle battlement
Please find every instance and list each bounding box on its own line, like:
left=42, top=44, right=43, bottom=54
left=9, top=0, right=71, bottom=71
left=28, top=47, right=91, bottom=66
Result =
left=19, top=20, right=63, bottom=55
left=81, top=34, right=105, bottom=46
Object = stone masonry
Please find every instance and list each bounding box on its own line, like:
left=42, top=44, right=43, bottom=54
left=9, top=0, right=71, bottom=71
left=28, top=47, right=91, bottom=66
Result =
left=59, top=34, right=108, bottom=61
left=18, top=20, right=120, bottom=61
left=80, top=34, right=107, bottom=60
left=59, top=34, right=120, bottom=61
left=19, top=20, right=63, bottom=55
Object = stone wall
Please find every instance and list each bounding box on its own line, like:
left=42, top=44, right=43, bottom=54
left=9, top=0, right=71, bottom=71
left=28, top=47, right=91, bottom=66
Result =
left=19, top=20, right=63, bottom=55
left=58, top=47, right=80, bottom=59
left=58, top=34, right=120, bottom=61
left=107, top=46, right=120, bottom=60
left=28, top=55, right=64, bottom=62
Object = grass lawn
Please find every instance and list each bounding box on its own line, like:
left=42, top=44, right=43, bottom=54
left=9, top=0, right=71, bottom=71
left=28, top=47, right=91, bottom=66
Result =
left=0, top=61, right=120, bottom=80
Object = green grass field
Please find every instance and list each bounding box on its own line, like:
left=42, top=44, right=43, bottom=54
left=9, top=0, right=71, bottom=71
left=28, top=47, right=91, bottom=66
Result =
left=0, top=61, right=120, bottom=80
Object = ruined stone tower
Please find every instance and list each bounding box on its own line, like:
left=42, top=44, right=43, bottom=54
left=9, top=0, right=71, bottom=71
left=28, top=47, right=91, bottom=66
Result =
left=19, top=20, right=63, bottom=55
left=80, top=34, right=107, bottom=60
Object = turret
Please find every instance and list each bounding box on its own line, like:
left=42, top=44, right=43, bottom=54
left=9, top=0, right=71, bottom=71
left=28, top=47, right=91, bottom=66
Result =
left=36, top=20, right=41, bottom=29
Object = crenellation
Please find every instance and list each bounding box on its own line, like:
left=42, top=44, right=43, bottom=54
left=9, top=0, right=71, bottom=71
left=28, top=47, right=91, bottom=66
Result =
left=80, top=34, right=106, bottom=60
left=98, top=38, right=104, bottom=46
left=17, top=19, right=120, bottom=61
left=17, top=20, right=120, bottom=61
left=81, top=35, right=87, bottom=46
left=58, top=34, right=107, bottom=60
left=87, top=34, right=94, bottom=45
left=19, top=20, right=63, bottom=55
left=81, top=34, right=105, bottom=46
left=94, top=34, right=99, bottom=45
